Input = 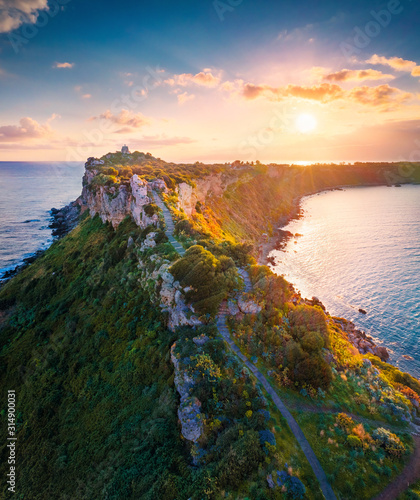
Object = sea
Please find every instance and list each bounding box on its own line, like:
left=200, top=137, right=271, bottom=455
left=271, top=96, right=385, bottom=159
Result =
left=1, top=164, right=419, bottom=378
left=269, top=185, right=420, bottom=378
left=0, top=162, right=85, bottom=283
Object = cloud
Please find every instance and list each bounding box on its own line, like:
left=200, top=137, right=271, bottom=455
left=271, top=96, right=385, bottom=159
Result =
left=89, top=109, right=150, bottom=130
left=82, top=94, right=91, bottom=99
left=225, top=78, right=414, bottom=112
left=323, top=69, right=394, bottom=82
left=241, top=82, right=344, bottom=103
left=411, top=67, right=420, bottom=77
left=0, top=116, right=54, bottom=142
left=0, top=0, right=48, bottom=33
left=347, top=84, right=412, bottom=108
left=53, top=62, right=74, bottom=69
left=177, top=92, right=195, bottom=104
left=165, top=70, right=220, bottom=88
left=366, top=55, right=416, bottom=72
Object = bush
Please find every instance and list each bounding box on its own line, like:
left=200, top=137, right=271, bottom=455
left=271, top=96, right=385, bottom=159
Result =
left=289, top=305, right=328, bottom=341
left=258, top=429, right=276, bottom=447
left=336, top=413, right=355, bottom=431
left=174, top=219, right=199, bottom=238
left=276, top=470, right=306, bottom=499
left=347, top=435, right=363, bottom=448
left=144, top=203, right=158, bottom=217
left=170, top=245, right=238, bottom=316
left=372, top=428, right=405, bottom=457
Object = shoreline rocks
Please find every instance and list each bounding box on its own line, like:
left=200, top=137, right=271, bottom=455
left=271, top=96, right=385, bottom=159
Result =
left=333, top=317, right=390, bottom=361
left=49, top=201, right=81, bottom=238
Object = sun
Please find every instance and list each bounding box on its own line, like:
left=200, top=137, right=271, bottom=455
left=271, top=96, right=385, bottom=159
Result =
left=296, top=113, right=317, bottom=134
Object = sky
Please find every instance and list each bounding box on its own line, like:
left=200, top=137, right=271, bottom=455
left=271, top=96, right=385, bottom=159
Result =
left=0, top=0, right=419, bottom=163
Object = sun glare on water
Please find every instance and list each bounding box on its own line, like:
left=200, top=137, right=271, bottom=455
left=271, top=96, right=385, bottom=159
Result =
left=296, top=113, right=317, bottom=133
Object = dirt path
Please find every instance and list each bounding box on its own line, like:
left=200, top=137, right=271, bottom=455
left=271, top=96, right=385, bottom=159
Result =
left=154, top=191, right=337, bottom=500
left=217, top=302, right=337, bottom=500
left=374, top=435, right=420, bottom=500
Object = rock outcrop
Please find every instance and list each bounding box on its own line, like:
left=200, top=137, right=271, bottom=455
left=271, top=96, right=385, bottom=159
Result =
left=334, top=318, right=390, bottom=361
left=171, top=343, right=203, bottom=443
left=137, top=252, right=201, bottom=332
left=176, top=173, right=246, bottom=216
left=78, top=163, right=160, bottom=229
left=49, top=202, right=80, bottom=238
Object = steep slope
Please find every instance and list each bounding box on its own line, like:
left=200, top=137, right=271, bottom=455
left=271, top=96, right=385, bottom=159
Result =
left=0, top=152, right=419, bottom=499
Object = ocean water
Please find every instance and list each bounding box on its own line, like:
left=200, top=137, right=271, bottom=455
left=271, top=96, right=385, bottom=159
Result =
left=0, top=162, right=85, bottom=281
left=269, top=185, right=420, bottom=378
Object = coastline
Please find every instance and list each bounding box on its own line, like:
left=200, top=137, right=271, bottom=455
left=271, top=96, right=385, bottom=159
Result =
left=0, top=201, right=79, bottom=289
left=258, top=183, right=420, bottom=370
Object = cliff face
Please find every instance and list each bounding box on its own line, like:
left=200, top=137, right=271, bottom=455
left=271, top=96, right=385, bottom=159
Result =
left=78, top=162, right=166, bottom=229
left=176, top=172, right=246, bottom=216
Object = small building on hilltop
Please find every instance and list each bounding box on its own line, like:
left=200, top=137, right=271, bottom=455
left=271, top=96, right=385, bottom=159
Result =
left=121, top=144, right=130, bottom=155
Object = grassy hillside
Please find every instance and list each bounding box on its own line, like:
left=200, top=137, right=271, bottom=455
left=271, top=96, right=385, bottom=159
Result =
left=0, top=215, right=322, bottom=499
left=1, top=156, right=419, bottom=499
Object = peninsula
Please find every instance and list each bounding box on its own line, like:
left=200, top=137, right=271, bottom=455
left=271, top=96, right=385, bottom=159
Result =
left=0, top=150, right=419, bottom=500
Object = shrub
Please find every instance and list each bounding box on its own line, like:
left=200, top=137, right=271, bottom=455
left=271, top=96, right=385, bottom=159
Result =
left=170, top=245, right=238, bottom=316
left=102, top=167, right=119, bottom=176
left=372, top=428, right=405, bottom=457
left=258, top=429, right=276, bottom=447
left=118, top=166, right=133, bottom=178
left=347, top=435, right=363, bottom=448
left=336, top=413, right=355, bottom=431
left=289, top=304, right=329, bottom=341
left=144, top=203, right=158, bottom=217
left=276, top=470, right=306, bottom=499
left=174, top=219, right=199, bottom=238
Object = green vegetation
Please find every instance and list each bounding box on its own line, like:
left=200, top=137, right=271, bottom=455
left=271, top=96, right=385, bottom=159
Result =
left=170, top=245, right=239, bottom=317
left=399, top=479, right=420, bottom=500
left=294, top=412, right=413, bottom=499
left=1, top=153, right=420, bottom=499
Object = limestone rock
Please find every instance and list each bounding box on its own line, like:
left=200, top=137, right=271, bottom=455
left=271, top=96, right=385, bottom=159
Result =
left=227, top=300, right=240, bottom=316
left=171, top=344, right=203, bottom=443
left=140, top=232, right=157, bottom=252
left=149, top=179, right=168, bottom=192
left=238, top=298, right=262, bottom=314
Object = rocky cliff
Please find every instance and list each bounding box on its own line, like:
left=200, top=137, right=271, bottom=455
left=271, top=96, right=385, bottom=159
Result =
left=77, top=158, right=167, bottom=229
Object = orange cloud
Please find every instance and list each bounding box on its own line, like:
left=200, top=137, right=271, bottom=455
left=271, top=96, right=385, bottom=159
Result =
left=347, top=84, right=411, bottom=107
left=0, top=0, right=48, bottom=34
left=324, top=69, right=394, bottom=82
left=0, top=116, right=54, bottom=142
left=89, top=109, right=150, bottom=129
left=285, top=83, right=344, bottom=102
left=241, top=82, right=344, bottom=102
left=165, top=70, right=220, bottom=88
left=53, top=62, right=74, bottom=69
left=366, top=54, right=416, bottom=71
left=177, top=92, right=195, bottom=104
left=237, top=79, right=412, bottom=110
